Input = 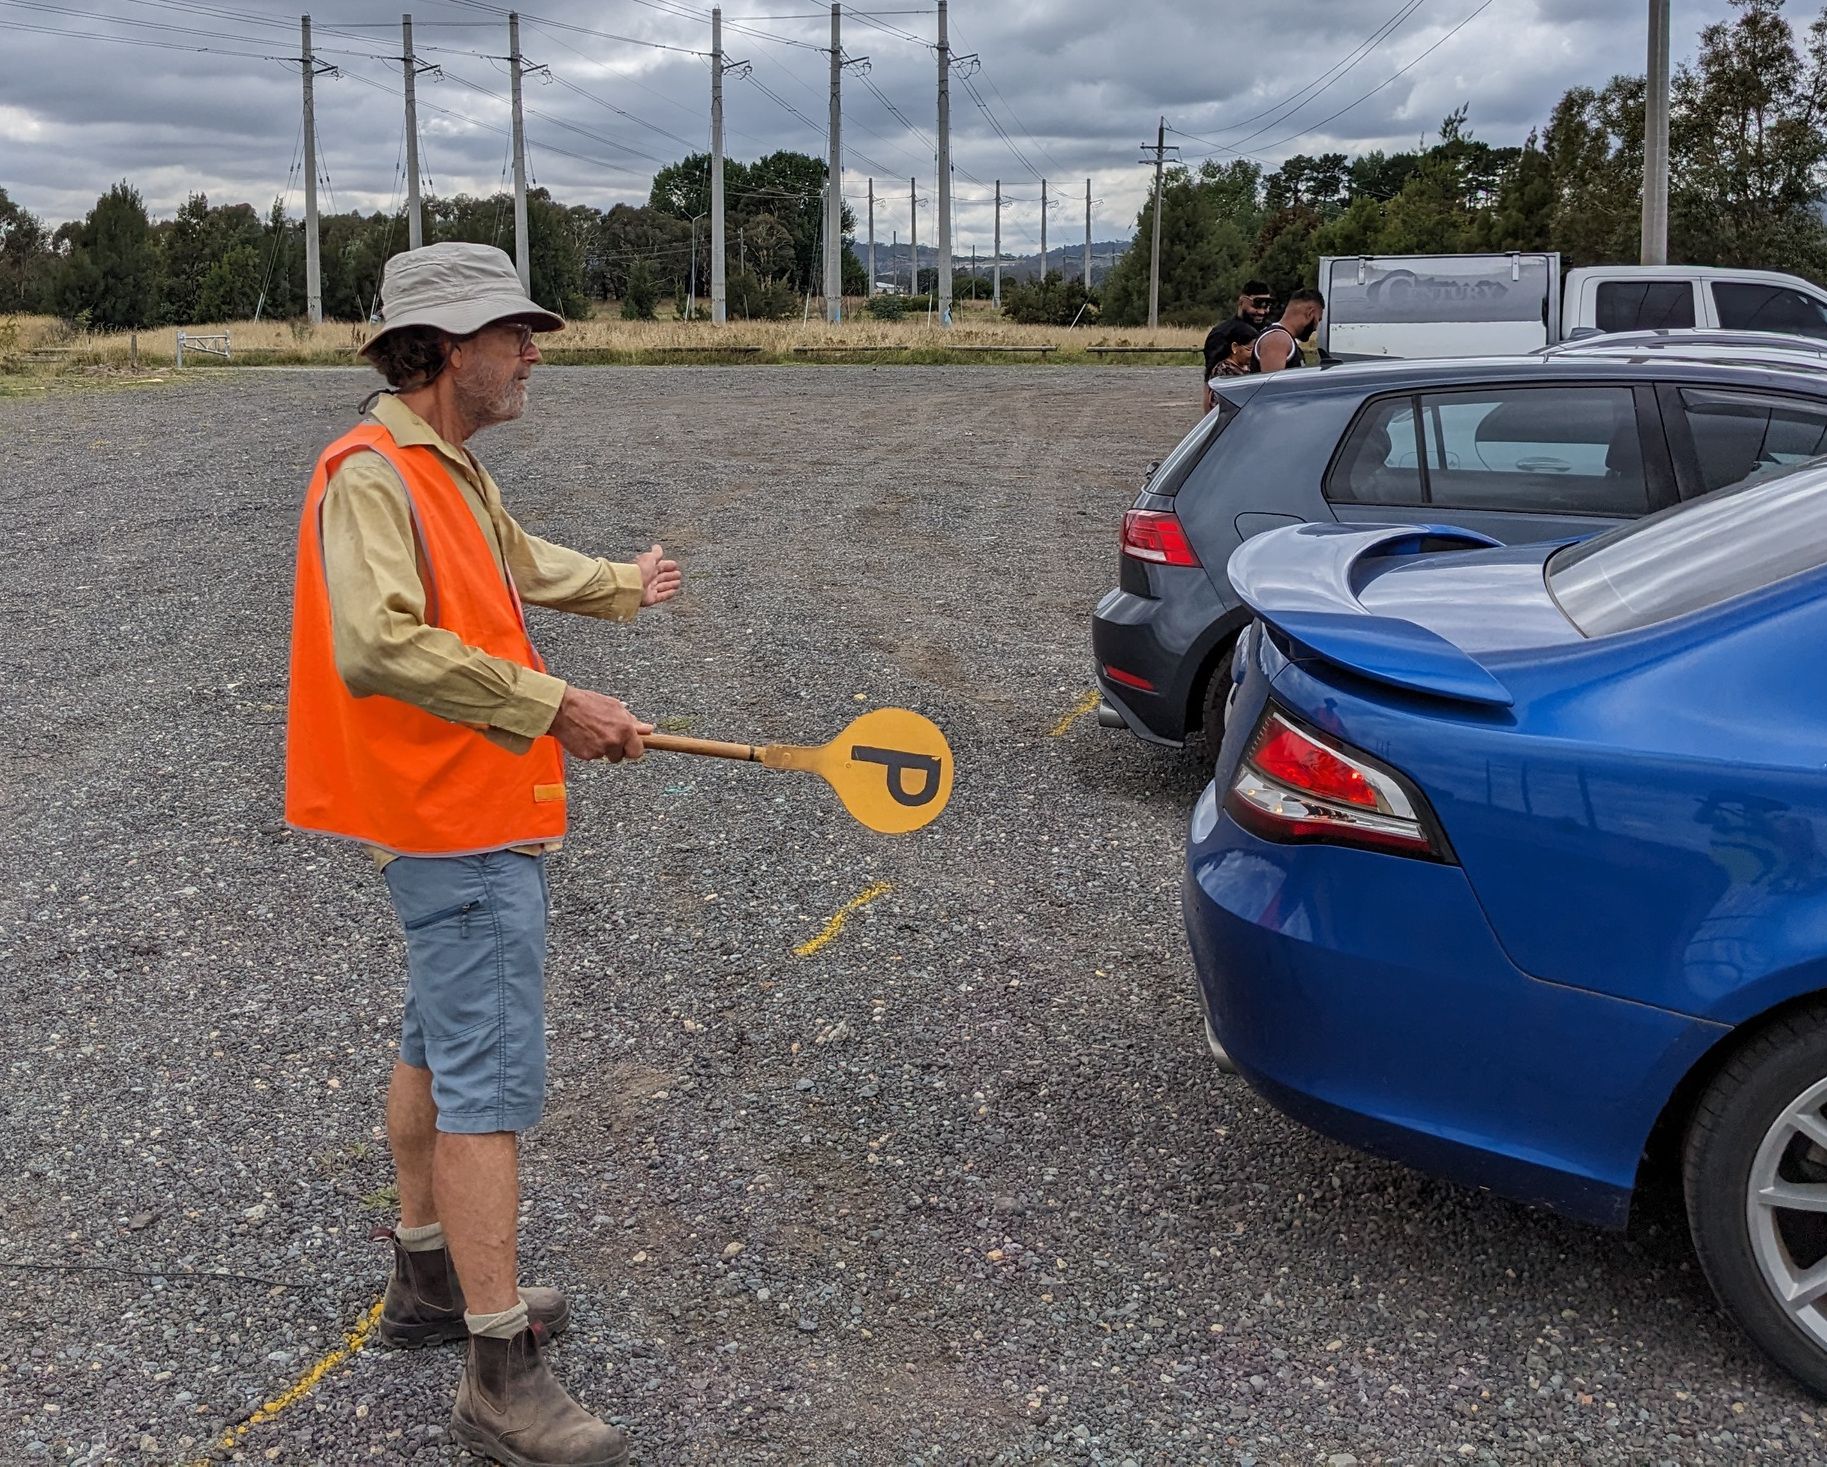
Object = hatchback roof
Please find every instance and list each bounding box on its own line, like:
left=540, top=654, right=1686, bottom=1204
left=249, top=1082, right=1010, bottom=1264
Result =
left=1226, top=354, right=1827, bottom=400
left=1541, top=328, right=1827, bottom=360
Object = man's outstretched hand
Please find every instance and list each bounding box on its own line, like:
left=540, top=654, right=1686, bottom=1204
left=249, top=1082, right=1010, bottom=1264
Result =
left=549, top=686, right=652, bottom=762
left=634, top=543, right=682, bottom=607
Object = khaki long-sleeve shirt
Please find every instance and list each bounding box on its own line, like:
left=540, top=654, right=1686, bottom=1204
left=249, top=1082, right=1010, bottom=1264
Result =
left=321, top=393, right=645, bottom=863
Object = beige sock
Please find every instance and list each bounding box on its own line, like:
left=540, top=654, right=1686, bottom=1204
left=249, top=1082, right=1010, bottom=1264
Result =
left=466, top=1300, right=529, bottom=1339
left=395, top=1221, right=445, bottom=1252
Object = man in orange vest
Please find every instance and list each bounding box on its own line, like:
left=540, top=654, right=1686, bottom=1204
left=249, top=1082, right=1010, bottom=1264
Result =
left=287, top=242, right=678, bottom=1467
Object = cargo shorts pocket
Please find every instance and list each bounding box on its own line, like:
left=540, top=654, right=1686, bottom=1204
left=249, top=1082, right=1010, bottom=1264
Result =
left=384, top=852, right=549, bottom=1134
left=386, top=860, right=499, bottom=1038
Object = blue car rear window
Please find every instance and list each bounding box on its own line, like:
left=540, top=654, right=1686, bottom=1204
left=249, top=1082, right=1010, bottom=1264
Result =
left=1546, top=458, right=1827, bottom=635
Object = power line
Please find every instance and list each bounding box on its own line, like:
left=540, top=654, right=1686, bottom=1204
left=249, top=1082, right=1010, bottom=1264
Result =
left=1253, top=0, right=1496, bottom=154
left=1195, top=0, right=1423, bottom=139
left=958, top=72, right=1036, bottom=181
left=525, top=17, right=720, bottom=135
left=947, top=19, right=1065, bottom=179
left=1222, top=0, right=1424, bottom=150
left=427, top=0, right=710, bottom=57
left=0, top=14, right=284, bottom=59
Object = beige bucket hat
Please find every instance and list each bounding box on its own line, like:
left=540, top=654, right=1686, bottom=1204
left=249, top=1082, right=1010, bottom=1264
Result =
left=361, top=242, right=563, bottom=357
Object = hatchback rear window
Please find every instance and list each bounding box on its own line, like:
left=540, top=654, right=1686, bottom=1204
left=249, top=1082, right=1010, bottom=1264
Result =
left=1546, top=461, right=1827, bottom=636
left=1150, top=391, right=1246, bottom=496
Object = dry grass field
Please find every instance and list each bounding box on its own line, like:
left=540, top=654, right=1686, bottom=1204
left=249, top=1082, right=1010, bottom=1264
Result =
left=0, top=307, right=1206, bottom=373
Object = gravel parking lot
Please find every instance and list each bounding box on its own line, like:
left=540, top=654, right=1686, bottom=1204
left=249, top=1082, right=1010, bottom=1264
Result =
left=4, top=365, right=1824, bottom=1466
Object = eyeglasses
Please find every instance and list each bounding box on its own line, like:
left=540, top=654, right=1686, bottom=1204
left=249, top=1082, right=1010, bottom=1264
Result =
left=459, top=322, right=536, bottom=355
left=1246, top=296, right=1274, bottom=308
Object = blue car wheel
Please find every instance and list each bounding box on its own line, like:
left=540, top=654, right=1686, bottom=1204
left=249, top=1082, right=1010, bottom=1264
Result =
left=1686, top=1006, right=1827, bottom=1397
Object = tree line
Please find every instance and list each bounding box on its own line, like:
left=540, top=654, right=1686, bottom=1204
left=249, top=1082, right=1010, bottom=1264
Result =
left=2, top=0, right=1822, bottom=332
left=1099, top=0, right=1827, bottom=324
left=0, top=148, right=862, bottom=330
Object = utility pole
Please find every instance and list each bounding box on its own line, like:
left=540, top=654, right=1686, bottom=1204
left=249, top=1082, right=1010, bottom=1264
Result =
left=890, top=228, right=896, bottom=292
left=508, top=12, right=531, bottom=294
left=909, top=177, right=917, bottom=297
left=866, top=178, right=876, bottom=295
left=1641, top=0, right=1671, bottom=266
left=824, top=3, right=843, bottom=322
left=1083, top=178, right=1092, bottom=288
left=710, top=7, right=726, bottom=322
left=302, top=14, right=322, bottom=325
left=1141, top=117, right=1172, bottom=328
left=992, top=179, right=1001, bottom=308
left=403, top=14, right=425, bottom=249
left=935, top=0, right=952, bottom=324
left=1039, top=178, right=1048, bottom=281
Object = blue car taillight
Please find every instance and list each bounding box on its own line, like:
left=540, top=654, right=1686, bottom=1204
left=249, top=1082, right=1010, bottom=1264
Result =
left=1224, top=706, right=1454, bottom=862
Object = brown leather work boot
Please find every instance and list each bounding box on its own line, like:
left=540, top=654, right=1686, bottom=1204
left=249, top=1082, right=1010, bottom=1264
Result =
left=378, top=1237, right=570, bottom=1349
left=450, top=1323, right=629, bottom=1467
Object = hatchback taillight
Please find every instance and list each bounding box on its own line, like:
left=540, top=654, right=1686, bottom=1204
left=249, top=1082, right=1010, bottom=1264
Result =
left=1122, top=509, right=1200, bottom=566
left=1224, top=707, right=1451, bottom=862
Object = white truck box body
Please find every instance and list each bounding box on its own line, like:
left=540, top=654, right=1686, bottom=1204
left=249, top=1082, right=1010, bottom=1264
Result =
left=1317, top=255, right=1827, bottom=359
left=1318, top=253, right=1559, bottom=359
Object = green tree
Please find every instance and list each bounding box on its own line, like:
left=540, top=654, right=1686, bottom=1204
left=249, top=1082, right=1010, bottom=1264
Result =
left=1311, top=195, right=1386, bottom=258
left=57, top=181, right=160, bottom=330
left=161, top=194, right=264, bottom=323
left=1671, top=0, right=1827, bottom=272
left=1477, top=135, right=1556, bottom=251
left=1542, top=75, right=1650, bottom=266
left=1100, top=159, right=1263, bottom=326
left=841, top=245, right=866, bottom=297
left=1250, top=207, right=1322, bottom=296
left=726, top=267, right=797, bottom=319
left=621, top=259, right=659, bottom=319
left=1264, top=152, right=1351, bottom=217
left=1376, top=157, right=1479, bottom=254
left=999, top=271, right=1092, bottom=325
left=257, top=199, right=300, bottom=319
left=526, top=188, right=590, bottom=316
left=197, top=243, right=263, bottom=321
left=1347, top=149, right=1423, bottom=202
left=0, top=187, right=55, bottom=311
left=595, top=203, right=691, bottom=301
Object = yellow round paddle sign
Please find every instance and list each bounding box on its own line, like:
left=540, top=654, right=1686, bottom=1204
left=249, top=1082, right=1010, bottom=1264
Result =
left=809, top=708, right=954, bottom=834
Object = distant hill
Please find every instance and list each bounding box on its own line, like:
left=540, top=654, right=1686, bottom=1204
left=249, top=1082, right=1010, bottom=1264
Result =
left=859, top=239, right=1132, bottom=289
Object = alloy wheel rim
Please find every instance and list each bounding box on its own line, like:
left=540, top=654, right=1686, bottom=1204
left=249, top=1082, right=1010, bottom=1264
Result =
left=1746, top=1074, right=1827, bottom=1352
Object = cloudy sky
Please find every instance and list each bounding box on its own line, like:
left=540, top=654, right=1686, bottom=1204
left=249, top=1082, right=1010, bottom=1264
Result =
left=2, top=0, right=1728, bottom=253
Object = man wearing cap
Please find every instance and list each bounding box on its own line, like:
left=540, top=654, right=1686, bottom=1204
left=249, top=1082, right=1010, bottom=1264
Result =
left=287, top=242, right=676, bottom=1467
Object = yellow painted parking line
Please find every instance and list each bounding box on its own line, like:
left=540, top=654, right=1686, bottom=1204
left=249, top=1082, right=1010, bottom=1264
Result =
left=794, top=882, right=892, bottom=958
left=189, top=1298, right=382, bottom=1464
left=1049, top=688, right=1101, bottom=738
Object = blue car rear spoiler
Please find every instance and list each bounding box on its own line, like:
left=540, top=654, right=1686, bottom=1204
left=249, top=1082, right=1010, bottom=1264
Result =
left=1229, top=524, right=1515, bottom=709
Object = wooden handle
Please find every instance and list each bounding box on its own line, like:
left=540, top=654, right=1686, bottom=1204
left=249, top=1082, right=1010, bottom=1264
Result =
left=644, top=733, right=762, bottom=763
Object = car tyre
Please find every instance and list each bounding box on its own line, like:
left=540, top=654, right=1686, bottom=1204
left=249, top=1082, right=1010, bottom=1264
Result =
left=1196, top=637, right=1240, bottom=753
left=1684, top=1004, right=1827, bottom=1397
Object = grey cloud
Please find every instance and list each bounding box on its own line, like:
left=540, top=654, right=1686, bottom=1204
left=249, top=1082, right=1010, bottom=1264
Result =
left=0, top=0, right=1763, bottom=238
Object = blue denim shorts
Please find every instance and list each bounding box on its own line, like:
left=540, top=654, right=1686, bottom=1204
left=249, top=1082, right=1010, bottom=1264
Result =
left=383, top=850, right=549, bottom=1135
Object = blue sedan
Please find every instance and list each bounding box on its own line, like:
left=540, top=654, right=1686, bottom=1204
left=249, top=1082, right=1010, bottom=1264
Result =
left=1185, top=459, right=1827, bottom=1395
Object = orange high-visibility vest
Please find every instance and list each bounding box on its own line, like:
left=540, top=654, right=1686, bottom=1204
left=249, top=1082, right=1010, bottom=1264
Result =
left=285, top=421, right=567, bottom=857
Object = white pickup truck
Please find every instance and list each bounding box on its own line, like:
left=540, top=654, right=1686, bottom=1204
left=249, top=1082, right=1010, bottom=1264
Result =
left=1315, top=252, right=1827, bottom=359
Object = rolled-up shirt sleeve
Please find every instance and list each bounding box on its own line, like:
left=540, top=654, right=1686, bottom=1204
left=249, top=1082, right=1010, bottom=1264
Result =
left=320, top=451, right=567, bottom=752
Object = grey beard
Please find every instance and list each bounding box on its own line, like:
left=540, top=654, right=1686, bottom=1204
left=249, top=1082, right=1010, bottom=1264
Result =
left=457, top=375, right=526, bottom=430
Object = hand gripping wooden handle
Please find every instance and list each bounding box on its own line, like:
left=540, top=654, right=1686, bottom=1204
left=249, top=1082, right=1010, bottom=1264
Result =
left=642, top=733, right=763, bottom=763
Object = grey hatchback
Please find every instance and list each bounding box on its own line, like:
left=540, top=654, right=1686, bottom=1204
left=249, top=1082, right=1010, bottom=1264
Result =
left=1092, top=356, right=1827, bottom=746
